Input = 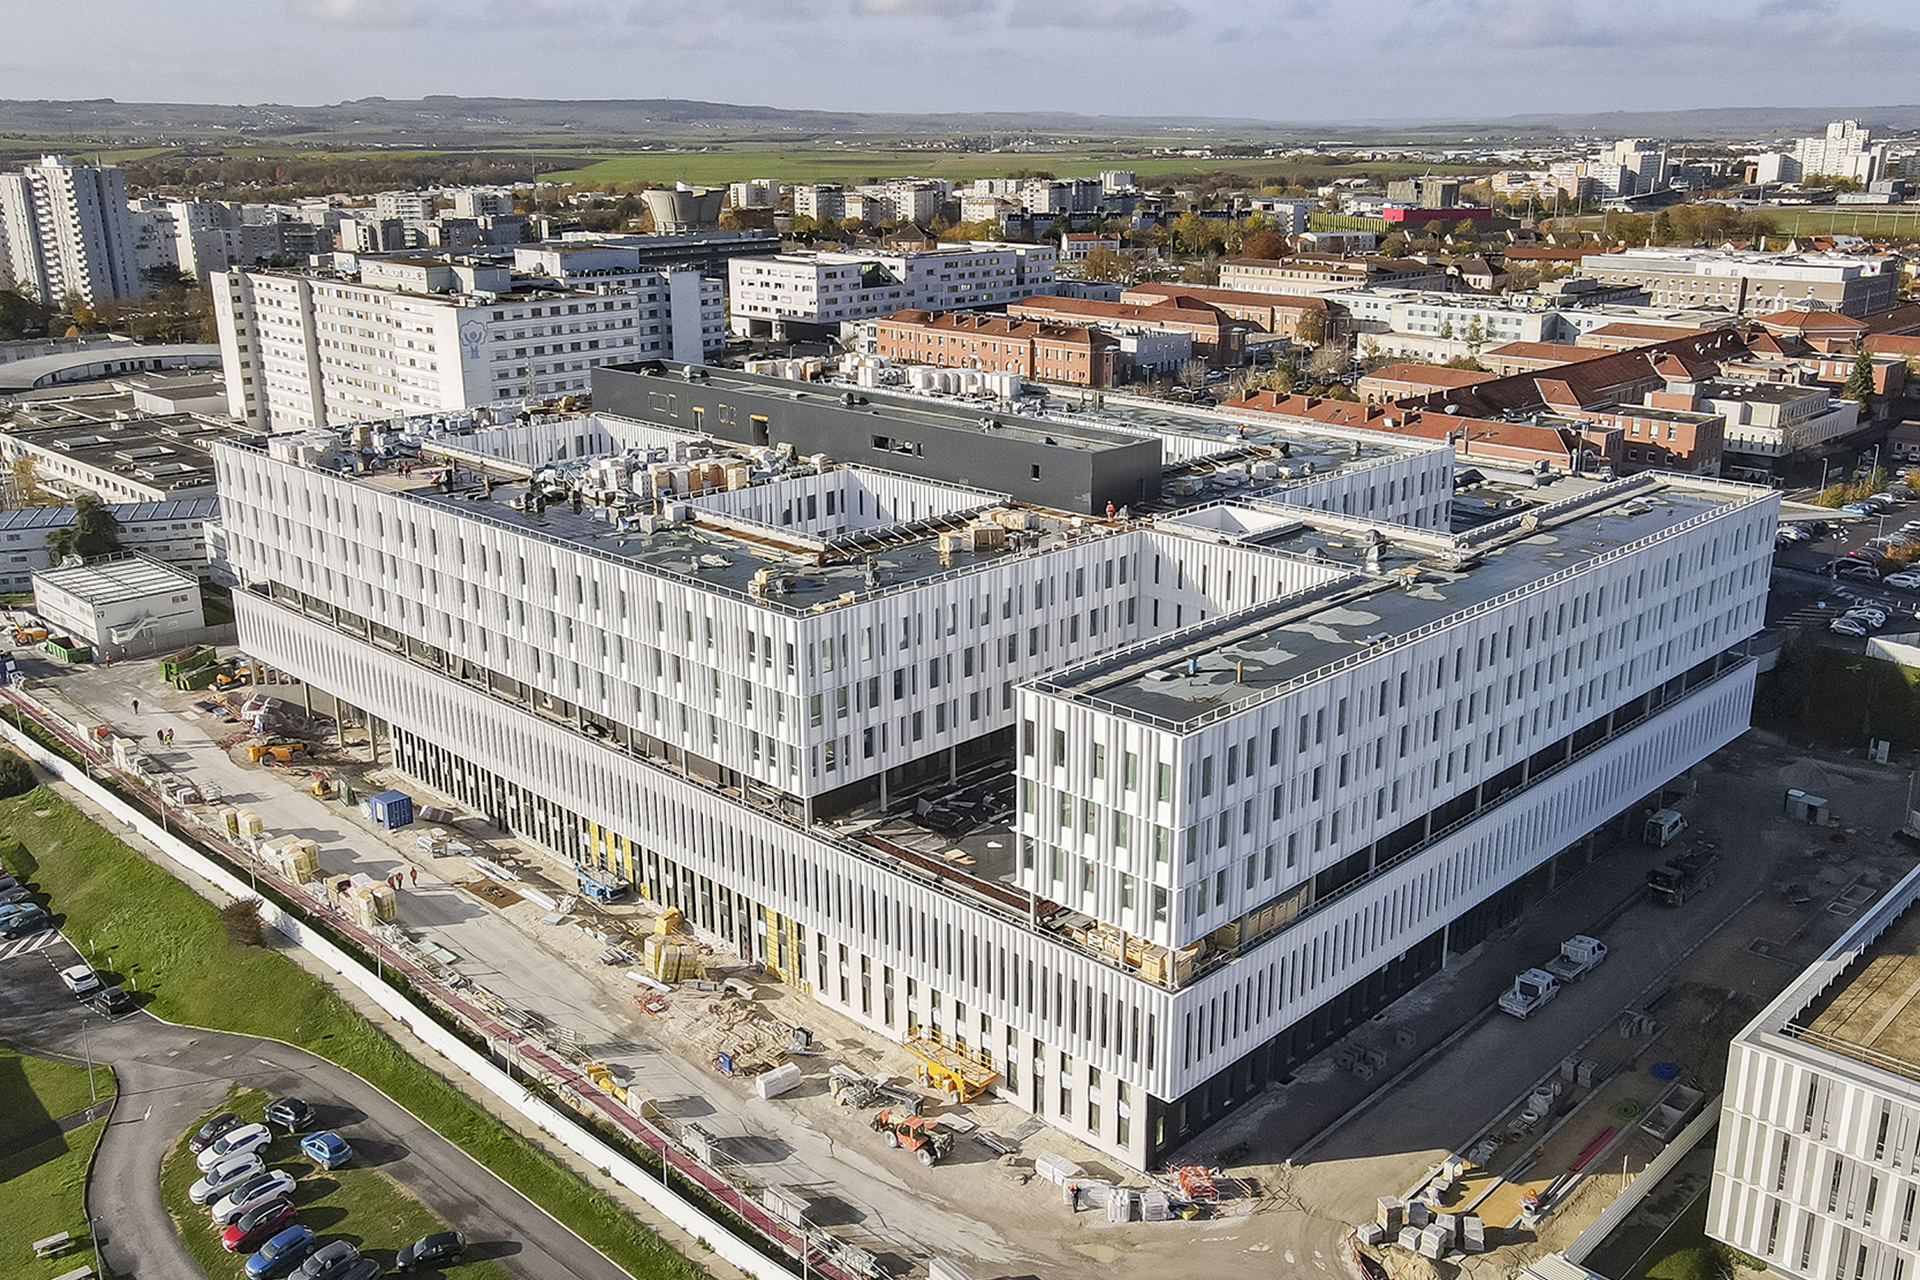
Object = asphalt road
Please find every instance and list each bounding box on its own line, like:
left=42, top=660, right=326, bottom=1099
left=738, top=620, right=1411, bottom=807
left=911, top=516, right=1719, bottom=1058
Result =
left=0, top=929, right=634, bottom=1280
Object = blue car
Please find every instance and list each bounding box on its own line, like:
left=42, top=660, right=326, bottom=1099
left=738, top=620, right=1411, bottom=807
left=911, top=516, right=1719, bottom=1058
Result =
left=299, top=1131, right=353, bottom=1170
left=246, top=1225, right=318, bottom=1280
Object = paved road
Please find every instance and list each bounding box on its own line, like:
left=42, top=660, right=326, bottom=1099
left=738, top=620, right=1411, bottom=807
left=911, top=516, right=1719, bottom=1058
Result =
left=0, top=930, right=634, bottom=1280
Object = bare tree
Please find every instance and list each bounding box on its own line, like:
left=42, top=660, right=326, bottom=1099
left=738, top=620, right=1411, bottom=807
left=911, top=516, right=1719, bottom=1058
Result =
left=1176, top=359, right=1209, bottom=391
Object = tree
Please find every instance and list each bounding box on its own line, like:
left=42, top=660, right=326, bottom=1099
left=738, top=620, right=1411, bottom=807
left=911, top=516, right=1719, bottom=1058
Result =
left=1176, top=358, right=1209, bottom=391
left=1460, top=316, right=1489, bottom=357
left=0, top=289, right=50, bottom=340
left=1077, top=247, right=1136, bottom=284
left=0, top=750, right=35, bottom=800
left=47, top=493, right=121, bottom=562
left=1293, top=307, right=1327, bottom=347
left=1240, top=228, right=1289, bottom=261
left=1843, top=348, right=1877, bottom=410
left=222, top=897, right=265, bottom=947
left=1307, top=342, right=1352, bottom=380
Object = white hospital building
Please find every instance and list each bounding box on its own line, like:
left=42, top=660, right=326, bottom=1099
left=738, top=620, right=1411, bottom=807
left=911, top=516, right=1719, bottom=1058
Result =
left=216, top=362, right=1776, bottom=1169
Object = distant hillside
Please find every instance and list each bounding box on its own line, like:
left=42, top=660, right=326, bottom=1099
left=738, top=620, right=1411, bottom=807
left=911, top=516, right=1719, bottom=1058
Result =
left=0, top=96, right=1916, bottom=147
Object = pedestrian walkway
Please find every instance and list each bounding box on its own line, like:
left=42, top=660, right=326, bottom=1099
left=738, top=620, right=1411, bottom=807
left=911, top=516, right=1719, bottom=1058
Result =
left=0, top=927, right=62, bottom=962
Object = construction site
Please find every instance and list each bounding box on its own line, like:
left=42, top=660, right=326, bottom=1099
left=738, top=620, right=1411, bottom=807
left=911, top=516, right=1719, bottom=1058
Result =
left=10, top=645, right=1920, bottom=1280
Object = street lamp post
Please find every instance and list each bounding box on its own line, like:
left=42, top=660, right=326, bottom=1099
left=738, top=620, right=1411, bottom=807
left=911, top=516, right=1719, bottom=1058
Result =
left=80, top=1018, right=95, bottom=1103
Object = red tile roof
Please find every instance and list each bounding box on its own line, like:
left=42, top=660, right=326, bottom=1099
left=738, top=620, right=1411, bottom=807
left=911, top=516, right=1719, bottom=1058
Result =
left=1359, top=364, right=1498, bottom=390
left=1484, top=341, right=1600, bottom=365
left=1122, top=282, right=1328, bottom=312
left=1755, top=309, right=1869, bottom=335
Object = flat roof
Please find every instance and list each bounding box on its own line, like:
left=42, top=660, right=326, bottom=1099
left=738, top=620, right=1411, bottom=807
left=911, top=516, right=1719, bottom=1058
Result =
left=348, top=458, right=1083, bottom=614
left=0, top=410, right=250, bottom=493
left=1038, top=476, right=1759, bottom=730
left=1799, top=899, right=1920, bottom=1073
left=0, top=344, right=222, bottom=392
left=33, top=554, right=198, bottom=604
left=617, top=363, right=1146, bottom=455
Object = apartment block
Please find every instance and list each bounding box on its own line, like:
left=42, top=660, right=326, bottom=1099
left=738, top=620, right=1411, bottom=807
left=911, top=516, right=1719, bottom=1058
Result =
left=0, top=155, right=141, bottom=305
left=871, top=310, right=1118, bottom=387
left=213, top=253, right=723, bottom=432
left=727, top=243, right=1057, bottom=340
left=1219, top=256, right=1448, bottom=297
left=215, top=387, right=1771, bottom=1171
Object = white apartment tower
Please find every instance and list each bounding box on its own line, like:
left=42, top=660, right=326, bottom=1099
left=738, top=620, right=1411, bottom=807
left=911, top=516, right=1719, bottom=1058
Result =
left=1794, top=120, right=1888, bottom=186
left=215, top=364, right=1776, bottom=1170
left=0, top=155, right=141, bottom=305
left=212, top=255, right=722, bottom=432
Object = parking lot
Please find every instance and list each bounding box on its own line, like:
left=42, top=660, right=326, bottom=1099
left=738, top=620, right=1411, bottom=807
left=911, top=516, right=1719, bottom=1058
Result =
left=0, top=828, right=641, bottom=1280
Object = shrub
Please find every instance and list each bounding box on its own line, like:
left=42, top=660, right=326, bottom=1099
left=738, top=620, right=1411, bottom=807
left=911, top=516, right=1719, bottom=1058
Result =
left=220, top=896, right=264, bottom=947
left=0, top=750, right=36, bottom=800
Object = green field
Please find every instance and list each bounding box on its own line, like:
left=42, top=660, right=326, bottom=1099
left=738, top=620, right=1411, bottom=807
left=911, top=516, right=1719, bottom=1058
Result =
left=0, top=1044, right=114, bottom=1280
left=4, top=788, right=706, bottom=1280
left=161, top=1088, right=511, bottom=1280
left=1763, top=205, right=1920, bottom=237
left=540, top=148, right=1484, bottom=188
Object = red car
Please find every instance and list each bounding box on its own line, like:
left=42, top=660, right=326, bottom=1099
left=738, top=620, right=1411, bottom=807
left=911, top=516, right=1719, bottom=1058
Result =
left=221, top=1199, right=298, bottom=1253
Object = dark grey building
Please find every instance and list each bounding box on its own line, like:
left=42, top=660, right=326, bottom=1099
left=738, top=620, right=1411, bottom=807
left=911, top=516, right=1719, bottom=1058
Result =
left=592, top=361, right=1163, bottom=514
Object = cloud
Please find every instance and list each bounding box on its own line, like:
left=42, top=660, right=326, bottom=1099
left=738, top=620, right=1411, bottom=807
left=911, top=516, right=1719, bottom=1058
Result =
left=1005, top=0, right=1190, bottom=33
left=855, top=0, right=995, bottom=13
left=283, top=0, right=423, bottom=27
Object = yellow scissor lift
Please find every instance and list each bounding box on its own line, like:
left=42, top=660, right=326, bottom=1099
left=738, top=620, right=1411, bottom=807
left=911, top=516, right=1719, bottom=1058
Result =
left=904, top=1027, right=999, bottom=1103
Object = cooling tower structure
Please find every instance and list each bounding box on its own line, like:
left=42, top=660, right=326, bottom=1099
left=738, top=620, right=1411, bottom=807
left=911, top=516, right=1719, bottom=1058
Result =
left=641, top=183, right=725, bottom=234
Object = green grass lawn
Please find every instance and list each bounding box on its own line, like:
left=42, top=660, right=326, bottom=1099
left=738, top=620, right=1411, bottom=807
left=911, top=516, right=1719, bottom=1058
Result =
left=0, top=1044, right=113, bottom=1152
left=0, top=1119, right=107, bottom=1280
left=4, top=788, right=706, bottom=1280
left=0, top=1043, right=113, bottom=1280
left=161, top=1089, right=511, bottom=1280
left=1629, top=1190, right=1765, bottom=1280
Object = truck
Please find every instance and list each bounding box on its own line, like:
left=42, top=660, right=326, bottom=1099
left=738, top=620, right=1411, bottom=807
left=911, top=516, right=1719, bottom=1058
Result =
left=1646, top=849, right=1719, bottom=907
left=1544, top=935, right=1608, bottom=983
left=1644, top=808, right=1688, bottom=848
left=1499, top=968, right=1561, bottom=1019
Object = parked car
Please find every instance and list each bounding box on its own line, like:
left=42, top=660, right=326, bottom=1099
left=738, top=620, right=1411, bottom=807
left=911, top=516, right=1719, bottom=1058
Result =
left=199, top=1122, right=273, bottom=1171
left=1831, top=618, right=1869, bottom=637
left=0, top=904, right=48, bottom=937
left=264, top=1097, right=315, bottom=1134
left=1847, top=608, right=1889, bottom=626
left=1885, top=572, right=1920, bottom=589
left=300, top=1131, right=353, bottom=1170
left=1842, top=502, right=1876, bottom=516
left=395, top=1232, right=465, bottom=1273
left=58, top=964, right=100, bottom=996
left=0, top=885, right=34, bottom=907
left=189, top=1153, right=266, bottom=1205
left=299, top=1241, right=361, bottom=1279
left=190, top=1112, right=244, bottom=1155
left=0, top=874, right=18, bottom=893
left=1838, top=561, right=1884, bottom=582
left=223, top=1198, right=299, bottom=1253
left=331, top=1259, right=384, bottom=1280
left=90, top=986, right=133, bottom=1017
left=246, top=1225, right=319, bottom=1280
left=211, top=1171, right=298, bottom=1226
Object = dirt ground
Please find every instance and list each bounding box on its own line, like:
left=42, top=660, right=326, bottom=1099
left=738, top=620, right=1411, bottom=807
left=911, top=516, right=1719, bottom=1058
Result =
left=19, top=650, right=1920, bottom=1280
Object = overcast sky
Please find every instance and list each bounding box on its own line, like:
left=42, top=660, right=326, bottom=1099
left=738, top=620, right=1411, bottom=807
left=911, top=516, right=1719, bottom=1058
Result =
left=6, top=0, right=1920, bottom=121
